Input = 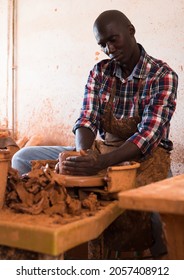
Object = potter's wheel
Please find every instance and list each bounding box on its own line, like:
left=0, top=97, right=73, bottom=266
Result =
left=63, top=173, right=106, bottom=187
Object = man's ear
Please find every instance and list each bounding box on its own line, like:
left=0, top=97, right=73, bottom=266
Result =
left=129, top=24, right=135, bottom=36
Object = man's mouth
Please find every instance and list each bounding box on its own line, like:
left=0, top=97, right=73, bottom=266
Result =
left=109, top=52, right=123, bottom=61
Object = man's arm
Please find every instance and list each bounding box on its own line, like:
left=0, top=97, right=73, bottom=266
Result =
left=62, top=129, right=142, bottom=175
left=75, top=127, right=96, bottom=151
left=99, top=140, right=142, bottom=169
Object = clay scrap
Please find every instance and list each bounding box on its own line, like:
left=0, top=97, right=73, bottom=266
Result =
left=5, top=164, right=101, bottom=216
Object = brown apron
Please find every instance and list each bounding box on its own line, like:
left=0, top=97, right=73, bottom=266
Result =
left=94, top=80, right=170, bottom=251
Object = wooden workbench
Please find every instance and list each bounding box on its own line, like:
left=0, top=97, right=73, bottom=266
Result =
left=118, top=174, right=184, bottom=259
left=0, top=159, right=139, bottom=259
left=0, top=201, right=123, bottom=259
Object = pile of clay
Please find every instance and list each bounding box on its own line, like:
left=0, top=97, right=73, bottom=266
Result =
left=5, top=163, right=101, bottom=216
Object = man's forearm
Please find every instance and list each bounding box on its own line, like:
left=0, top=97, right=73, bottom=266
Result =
left=75, top=127, right=95, bottom=151
left=75, top=128, right=142, bottom=170
left=99, top=140, right=142, bottom=169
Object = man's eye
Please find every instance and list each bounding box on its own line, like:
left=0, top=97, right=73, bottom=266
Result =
left=110, top=38, right=116, bottom=43
left=100, top=44, right=106, bottom=48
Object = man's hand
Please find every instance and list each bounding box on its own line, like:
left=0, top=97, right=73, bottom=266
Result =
left=59, top=149, right=103, bottom=176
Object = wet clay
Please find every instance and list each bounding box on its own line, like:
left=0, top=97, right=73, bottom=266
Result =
left=5, top=162, right=107, bottom=217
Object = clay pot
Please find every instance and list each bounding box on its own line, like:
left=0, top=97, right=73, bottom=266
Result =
left=59, top=151, right=81, bottom=174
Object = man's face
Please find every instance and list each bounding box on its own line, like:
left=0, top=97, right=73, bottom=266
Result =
left=93, top=21, right=135, bottom=66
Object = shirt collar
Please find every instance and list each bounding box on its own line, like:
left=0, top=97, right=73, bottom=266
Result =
left=113, top=44, right=148, bottom=80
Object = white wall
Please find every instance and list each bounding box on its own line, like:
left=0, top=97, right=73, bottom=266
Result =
left=1, top=0, right=184, bottom=175
left=0, top=0, right=9, bottom=128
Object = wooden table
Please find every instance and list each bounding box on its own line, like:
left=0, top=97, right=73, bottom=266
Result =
left=0, top=201, right=123, bottom=259
left=0, top=160, right=139, bottom=259
left=118, top=174, right=184, bottom=259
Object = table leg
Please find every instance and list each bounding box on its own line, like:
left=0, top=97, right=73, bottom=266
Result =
left=161, top=214, right=184, bottom=260
left=0, top=245, right=64, bottom=260
left=88, top=233, right=104, bottom=259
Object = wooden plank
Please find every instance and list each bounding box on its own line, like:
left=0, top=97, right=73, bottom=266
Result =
left=118, top=174, right=184, bottom=260
left=118, top=174, right=184, bottom=214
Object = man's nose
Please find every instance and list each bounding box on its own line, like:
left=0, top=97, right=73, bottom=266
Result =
left=105, top=42, right=116, bottom=54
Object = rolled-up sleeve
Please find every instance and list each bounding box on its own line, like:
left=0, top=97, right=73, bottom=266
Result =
left=72, top=64, right=102, bottom=136
left=129, top=70, right=178, bottom=155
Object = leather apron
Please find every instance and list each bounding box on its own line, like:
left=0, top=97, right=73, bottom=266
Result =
left=94, top=81, right=170, bottom=251
left=95, top=81, right=171, bottom=187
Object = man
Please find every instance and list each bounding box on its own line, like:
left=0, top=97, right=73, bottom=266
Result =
left=12, top=10, right=178, bottom=257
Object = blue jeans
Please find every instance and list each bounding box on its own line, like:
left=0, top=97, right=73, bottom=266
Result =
left=12, top=145, right=75, bottom=175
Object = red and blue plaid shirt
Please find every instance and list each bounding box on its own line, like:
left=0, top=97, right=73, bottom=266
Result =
left=73, top=45, right=178, bottom=155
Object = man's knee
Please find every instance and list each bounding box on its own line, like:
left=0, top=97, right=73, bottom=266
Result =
left=12, top=147, right=34, bottom=174
left=12, top=146, right=33, bottom=162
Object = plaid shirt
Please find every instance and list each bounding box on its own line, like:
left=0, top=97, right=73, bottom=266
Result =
left=73, top=45, right=178, bottom=155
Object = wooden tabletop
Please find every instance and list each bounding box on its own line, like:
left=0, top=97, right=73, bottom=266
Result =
left=0, top=201, right=123, bottom=256
left=118, top=174, right=184, bottom=215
